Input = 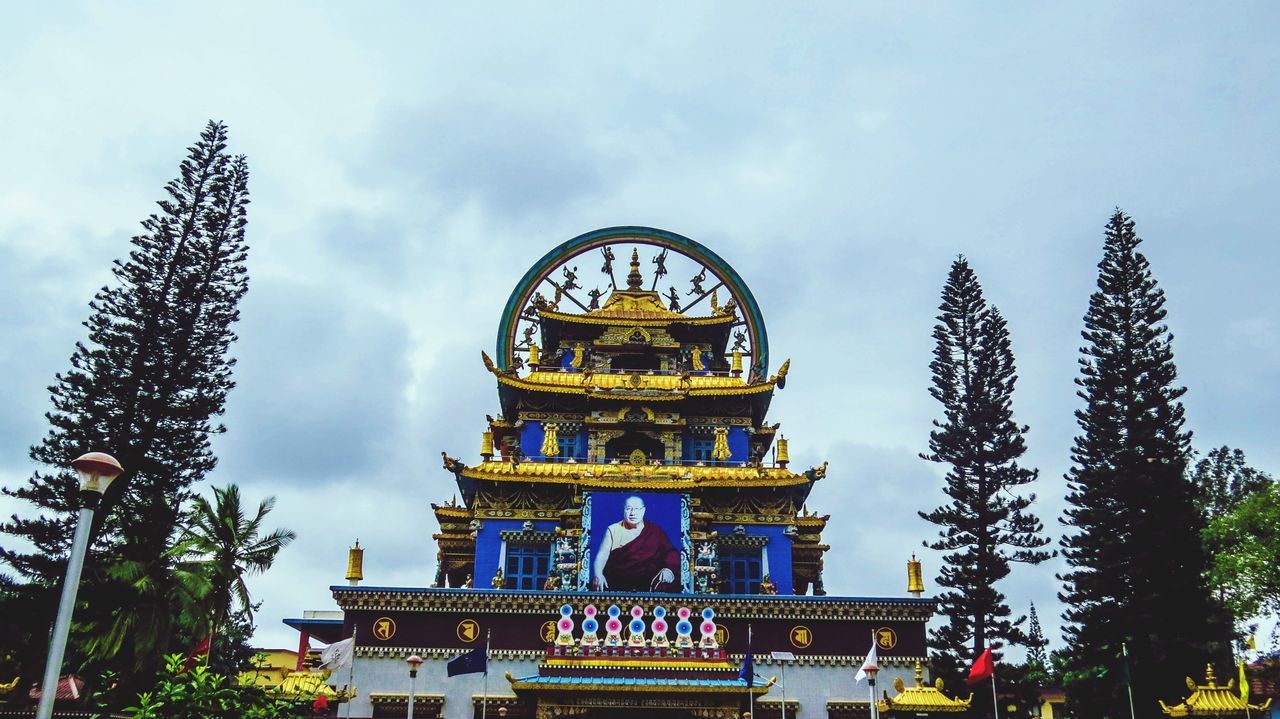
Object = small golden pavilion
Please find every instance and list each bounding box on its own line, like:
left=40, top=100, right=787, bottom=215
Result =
left=1160, top=665, right=1272, bottom=717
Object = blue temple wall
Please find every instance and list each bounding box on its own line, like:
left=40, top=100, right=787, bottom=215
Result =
left=474, top=519, right=559, bottom=589
left=711, top=523, right=793, bottom=595
left=728, top=427, right=748, bottom=461
left=518, top=422, right=584, bottom=460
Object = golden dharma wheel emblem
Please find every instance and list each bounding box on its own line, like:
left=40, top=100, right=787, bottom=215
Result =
left=457, top=618, right=481, bottom=643
left=541, top=620, right=557, bottom=643
left=876, top=627, right=898, bottom=650
left=715, top=625, right=729, bottom=646
left=628, top=449, right=647, bottom=467
left=789, top=625, right=812, bottom=649
left=372, top=617, right=397, bottom=641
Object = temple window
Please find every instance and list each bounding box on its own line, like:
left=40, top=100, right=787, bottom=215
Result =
left=557, top=434, right=583, bottom=460
left=719, top=547, right=763, bottom=595
left=687, top=437, right=715, bottom=463
left=504, top=543, right=551, bottom=590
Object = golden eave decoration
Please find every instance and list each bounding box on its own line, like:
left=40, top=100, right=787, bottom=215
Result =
left=877, top=662, right=972, bottom=714
left=456, top=460, right=811, bottom=489
left=490, top=367, right=777, bottom=400
left=1160, top=664, right=1272, bottom=717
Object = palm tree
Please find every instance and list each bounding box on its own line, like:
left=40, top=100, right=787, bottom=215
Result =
left=184, top=484, right=295, bottom=646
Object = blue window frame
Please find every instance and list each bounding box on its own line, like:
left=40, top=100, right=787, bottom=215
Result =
left=557, top=434, right=581, bottom=460
left=719, top=548, right=762, bottom=595
left=688, top=436, right=715, bottom=462
left=505, top=544, right=550, bottom=590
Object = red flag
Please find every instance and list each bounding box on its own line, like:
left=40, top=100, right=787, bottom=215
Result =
left=182, top=635, right=211, bottom=672
left=966, top=647, right=994, bottom=685
left=312, top=695, right=330, bottom=715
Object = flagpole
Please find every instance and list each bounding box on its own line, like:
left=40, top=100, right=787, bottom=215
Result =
left=481, top=629, right=491, bottom=719
left=868, top=630, right=877, bottom=719
left=748, top=624, right=754, bottom=719
left=346, top=627, right=357, bottom=719
left=1122, top=643, right=1136, bottom=719
left=990, top=673, right=1000, bottom=719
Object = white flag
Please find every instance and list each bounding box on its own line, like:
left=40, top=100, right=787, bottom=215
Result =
left=319, top=637, right=355, bottom=671
left=855, top=640, right=879, bottom=683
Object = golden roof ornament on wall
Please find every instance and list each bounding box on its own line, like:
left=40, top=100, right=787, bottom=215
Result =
left=877, top=661, right=972, bottom=714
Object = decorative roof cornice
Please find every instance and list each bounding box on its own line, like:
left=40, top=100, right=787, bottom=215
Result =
left=456, top=460, right=810, bottom=490
left=330, top=586, right=934, bottom=621
left=491, top=368, right=777, bottom=400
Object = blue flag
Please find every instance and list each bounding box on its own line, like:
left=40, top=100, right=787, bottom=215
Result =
left=738, top=646, right=754, bottom=687
left=447, top=646, right=487, bottom=677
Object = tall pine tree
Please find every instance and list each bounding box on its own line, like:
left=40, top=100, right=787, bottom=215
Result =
left=0, top=121, right=250, bottom=680
left=1059, top=210, right=1230, bottom=719
left=920, top=257, right=1052, bottom=686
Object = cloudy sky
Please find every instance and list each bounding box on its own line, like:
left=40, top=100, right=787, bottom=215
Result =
left=2, top=3, right=1277, bottom=655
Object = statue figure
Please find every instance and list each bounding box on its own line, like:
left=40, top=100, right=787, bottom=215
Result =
left=492, top=567, right=505, bottom=589
left=543, top=574, right=560, bottom=591
left=562, top=265, right=581, bottom=292
left=688, top=267, right=708, bottom=296
left=759, top=574, right=777, bottom=595
left=600, top=246, right=616, bottom=277
left=732, top=329, right=749, bottom=352
left=462, top=573, right=474, bottom=589
left=587, top=287, right=604, bottom=310
left=665, top=286, right=682, bottom=312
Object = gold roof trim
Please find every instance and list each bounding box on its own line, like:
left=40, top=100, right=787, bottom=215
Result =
left=1160, top=664, right=1272, bottom=716
left=457, top=460, right=810, bottom=489
left=877, top=662, right=972, bottom=713
left=493, top=370, right=776, bottom=399
left=505, top=671, right=772, bottom=695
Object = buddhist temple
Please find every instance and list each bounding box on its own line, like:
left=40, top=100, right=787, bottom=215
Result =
left=285, top=227, right=936, bottom=719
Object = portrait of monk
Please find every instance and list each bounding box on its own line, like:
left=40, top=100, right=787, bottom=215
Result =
left=591, top=495, right=681, bottom=592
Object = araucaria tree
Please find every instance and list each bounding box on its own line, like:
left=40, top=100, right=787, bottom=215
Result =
left=1059, top=210, right=1231, bottom=718
left=0, top=121, right=250, bottom=681
left=920, top=257, right=1051, bottom=684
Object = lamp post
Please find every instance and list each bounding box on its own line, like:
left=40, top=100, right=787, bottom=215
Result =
left=771, top=651, right=795, bottom=719
left=405, top=654, right=423, bottom=719
left=36, top=452, right=123, bottom=719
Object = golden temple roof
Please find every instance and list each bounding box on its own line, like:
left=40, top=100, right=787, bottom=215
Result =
left=877, top=662, right=972, bottom=714
left=455, top=459, right=812, bottom=489
left=1160, top=664, right=1272, bottom=716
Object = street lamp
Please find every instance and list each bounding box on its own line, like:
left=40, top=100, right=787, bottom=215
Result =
left=405, top=654, right=424, bottom=719
left=36, top=452, right=123, bottom=719
left=771, top=652, right=795, bottom=719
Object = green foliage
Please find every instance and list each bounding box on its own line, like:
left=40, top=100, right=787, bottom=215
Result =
left=1059, top=210, right=1232, bottom=719
left=920, top=257, right=1051, bottom=688
left=1024, top=602, right=1049, bottom=684
left=1193, top=446, right=1273, bottom=521
left=183, top=485, right=296, bottom=637
left=124, top=654, right=301, bottom=719
left=1204, top=480, right=1280, bottom=623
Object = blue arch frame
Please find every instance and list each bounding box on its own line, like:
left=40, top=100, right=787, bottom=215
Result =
left=496, top=227, right=769, bottom=374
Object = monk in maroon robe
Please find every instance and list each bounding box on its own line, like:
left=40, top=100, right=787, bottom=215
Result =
left=592, top=496, right=681, bottom=592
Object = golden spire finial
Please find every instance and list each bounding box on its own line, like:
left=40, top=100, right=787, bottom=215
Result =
left=914, top=660, right=925, bottom=687
left=481, top=430, right=494, bottom=460
left=1205, top=663, right=1217, bottom=687
left=907, top=554, right=924, bottom=596
left=731, top=350, right=743, bottom=375
left=345, top=540, right=364, bottom=586
left=776, top=435, right=789, bottom=467
left=528, top=343, right=541, bottom=367
left=627, top=248, right=643, bottom=289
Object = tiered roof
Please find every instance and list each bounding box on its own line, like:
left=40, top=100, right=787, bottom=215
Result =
left=877, top=661, right=972, bottom=714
